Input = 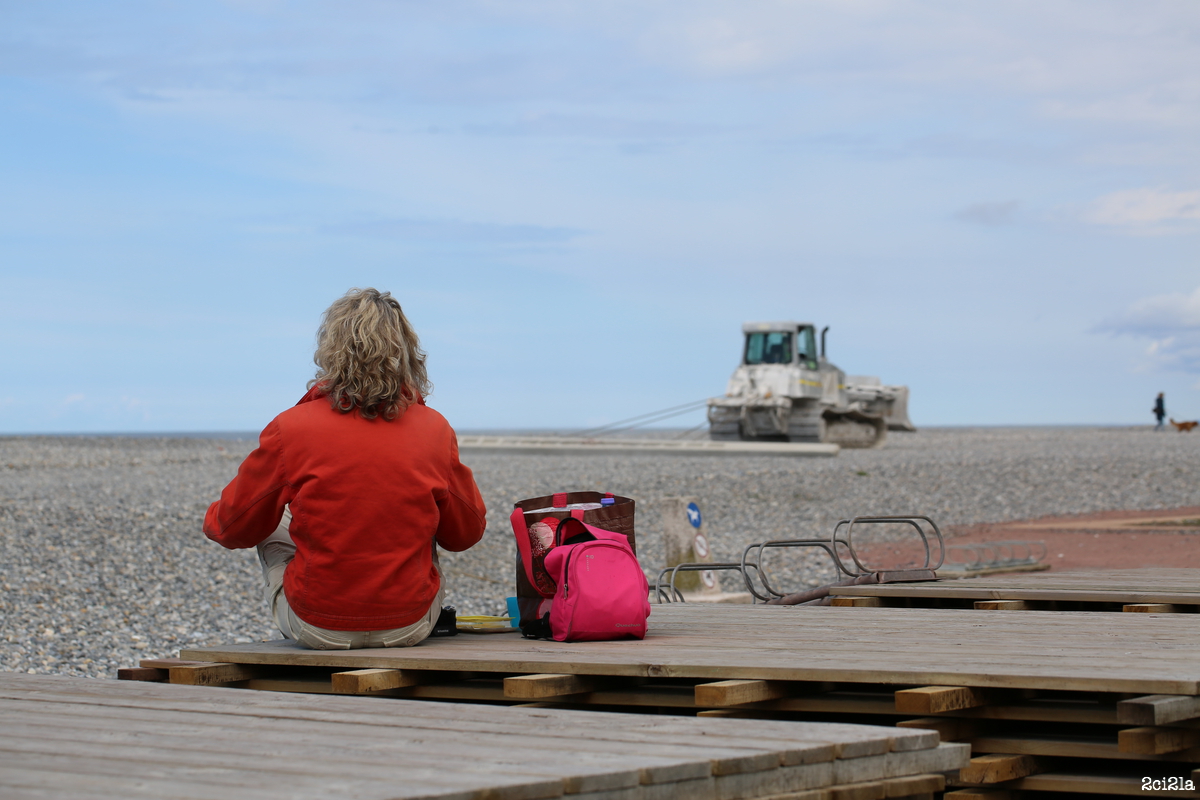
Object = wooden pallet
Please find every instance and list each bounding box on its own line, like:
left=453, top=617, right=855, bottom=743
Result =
left=827, top=568, right=1200, bottom=613
left=0, top=673, right=961, bottom=800
left=179, top=603, right=1200, bottom=694
left=155, top=602, right=1200, bottom=797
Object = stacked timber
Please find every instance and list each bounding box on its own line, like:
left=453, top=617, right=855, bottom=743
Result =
left=156, top=597, right=1200, bottom=798
left=2, top=672, right=962, bottom=800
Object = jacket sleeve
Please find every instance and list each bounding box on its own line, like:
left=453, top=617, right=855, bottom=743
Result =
left=203, top=419, right=293, bottom=550
left=434, top=435, right=487, bottom=552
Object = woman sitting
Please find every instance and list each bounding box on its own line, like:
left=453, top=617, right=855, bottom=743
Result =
left=203, top=288, right=486, bottom=649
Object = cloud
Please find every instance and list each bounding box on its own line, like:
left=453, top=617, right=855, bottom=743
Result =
left=955, top=200, right=1019, bottom=226
left=1081, top=187, right=1200, bottom=233
left=1099, top=286, right=1200, bottom=373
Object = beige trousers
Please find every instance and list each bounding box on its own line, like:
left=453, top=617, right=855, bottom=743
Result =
left=257, top=508, right=445, bottom=650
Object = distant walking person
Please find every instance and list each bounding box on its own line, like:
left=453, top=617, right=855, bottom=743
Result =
left=1154, top=392, right=1166, bottom=431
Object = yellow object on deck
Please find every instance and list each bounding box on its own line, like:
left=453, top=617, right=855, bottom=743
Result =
left=455, top=615, right=518, bottom=633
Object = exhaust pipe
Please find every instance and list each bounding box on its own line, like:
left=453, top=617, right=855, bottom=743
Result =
left=820, top=326, right=829, bottom=359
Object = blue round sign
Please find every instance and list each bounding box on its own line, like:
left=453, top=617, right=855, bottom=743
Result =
left=686, top=502, right=702, bottom=529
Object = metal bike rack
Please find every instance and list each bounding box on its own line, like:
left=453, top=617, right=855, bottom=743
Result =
left=652, top=563, right=754, bottom=604
left=741, top=515, right=945, bottom=602
left=656, top=515, right=945, bottom=603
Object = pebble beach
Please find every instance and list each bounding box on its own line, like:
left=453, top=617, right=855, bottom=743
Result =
left=1, top=426, right=1197, bottom=679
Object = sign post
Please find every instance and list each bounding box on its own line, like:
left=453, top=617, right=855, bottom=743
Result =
left=661, top=496, right=721, bottom=597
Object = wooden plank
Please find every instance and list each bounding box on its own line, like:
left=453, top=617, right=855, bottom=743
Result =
left=4, top=705, right=926, bottom=800
left=242, top=677, right=336, bottom=694
left=831, top=744, right=968, bottom=786
left=1124, top=604, right=1179, bottom=613
left=4, top=676, right=940, bottom=796
left=406, top=682, right=509, bottom=702
left=895, top=718, right=977, bottom=742
left=331, top=667, right=410, bottom=693
left=828, top=568, right=1200, bottom=605
left=0, top=727, right=590, bottom=797
left=736, top=692, right=1118, bottom=725
left=2, top=717, right=589, bottom=800
left=2, top=701, right=784, bottom=778
left=829, top=597, right=883, bottom=608
left=894, top=687, right=987, bottom=715
left=0, top=685, right=962, bottom=800
left=970, top=734, right=1200, bottom=763
left=972, top=601, right=1028, bottom=611
left=138, top=658, right=209, bottom=669
left=331, top=668, right=415, bottom=693
left=1117, top=726, right=1200, bottom=755
left=0, top=785, right=133, bottom=800
left=827, top=778, right=886, bottom=799
left=695, top=679, right=789, bottom=707
left=2, top=694, right=874, bottom=800
left=115, top=667, right=167, bottom=682
left=0, top=675, right=927, bottom=770
left=1013, top=771, right=1199, bottom=797
left=957, top=754, right=1042, bottom=784
left=504, top=674, right=598, bottom=699
left=712, top=750, right=958, bottom=800
left=0, top=765, right=344, bottom=800
left=943, top=791, right=1012, bottom=800
left=3, top=708, right=748, bottom=793
left=168, top=662, right=263, bottom=686
left=744, top=791, right=828, bottom=800
left=1118, top=694, right=1200, bottom=725
left=178, top=604, right=1200, bottom=695
left=643, top=775, right=714, bottom=800
left=883, top=773, right=944, bottom=796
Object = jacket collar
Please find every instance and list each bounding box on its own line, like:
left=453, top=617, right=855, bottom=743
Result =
left=296, top=385, right=426, bottom=407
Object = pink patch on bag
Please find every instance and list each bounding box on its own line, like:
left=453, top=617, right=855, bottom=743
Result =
left=527, top=518, right=559, bottom=596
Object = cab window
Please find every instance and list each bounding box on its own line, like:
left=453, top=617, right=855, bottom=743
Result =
left=797, top=327, right=817, bottom=362
left=745, top=332, right=793, bottom=365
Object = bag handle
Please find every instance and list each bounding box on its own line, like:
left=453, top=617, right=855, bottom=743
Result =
left=510, top=507, right=540, bottom=590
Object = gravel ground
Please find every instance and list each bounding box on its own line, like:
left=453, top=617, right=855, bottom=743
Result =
left=2, top=426, right=1197, bottom=678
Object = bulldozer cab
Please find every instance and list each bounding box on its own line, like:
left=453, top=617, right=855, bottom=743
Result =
left=743, top=325, right=818, bottom=368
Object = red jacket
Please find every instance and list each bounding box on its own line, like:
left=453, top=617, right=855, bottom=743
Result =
left=203, top=389, right=486, bottom=631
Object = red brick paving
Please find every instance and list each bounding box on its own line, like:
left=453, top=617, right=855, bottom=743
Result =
left=946, top=506, right=1200, bottom=571
left=854, top=507, right=1200, bottom=572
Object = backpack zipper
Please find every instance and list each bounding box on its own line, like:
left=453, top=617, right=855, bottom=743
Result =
left=562, top=548, right=574, bottom=598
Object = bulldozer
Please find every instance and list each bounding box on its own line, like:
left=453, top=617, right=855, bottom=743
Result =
left=707, top=322, right=915, bottom=448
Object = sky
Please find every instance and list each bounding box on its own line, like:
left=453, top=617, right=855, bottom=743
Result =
left=1, top=1, right=1198, bottom=433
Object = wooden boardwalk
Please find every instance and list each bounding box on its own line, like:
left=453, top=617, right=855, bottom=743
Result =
left=182, top=602, right=1200, bottom=694
left=828, top=568, right=1200, bottom=610
left=166, top=599, right=1200, bottom=797
left=0, top=673, right=961, bottom=800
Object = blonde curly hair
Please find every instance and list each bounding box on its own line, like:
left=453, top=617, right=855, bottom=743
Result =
left=309, top=288, right=431, bottom=420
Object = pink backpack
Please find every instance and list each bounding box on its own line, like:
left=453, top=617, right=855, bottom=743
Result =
left=540, top=517, right=651, bottom=642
